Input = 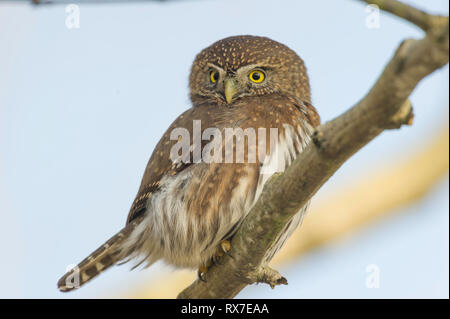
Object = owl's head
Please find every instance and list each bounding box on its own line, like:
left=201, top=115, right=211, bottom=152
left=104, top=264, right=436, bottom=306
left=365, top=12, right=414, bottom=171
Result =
left=189, top=35, right=311, bottom=106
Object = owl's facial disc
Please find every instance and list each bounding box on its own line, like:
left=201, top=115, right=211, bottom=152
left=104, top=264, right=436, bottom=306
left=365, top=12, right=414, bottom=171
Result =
left=189, top=36, right=312, bottom=106
left=209, top=64, right=268, bottom=104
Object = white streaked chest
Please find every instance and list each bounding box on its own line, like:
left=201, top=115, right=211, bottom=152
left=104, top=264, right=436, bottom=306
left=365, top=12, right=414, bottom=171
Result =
left=254, top=119, right=314, bottom=203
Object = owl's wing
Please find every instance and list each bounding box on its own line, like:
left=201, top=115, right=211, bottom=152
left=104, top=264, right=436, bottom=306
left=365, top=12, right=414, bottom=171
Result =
left=126, top=105, right=218, bottom=224
left=57, top=105, right=218, bottom=292
left=296, top=100, right=321, bottom=127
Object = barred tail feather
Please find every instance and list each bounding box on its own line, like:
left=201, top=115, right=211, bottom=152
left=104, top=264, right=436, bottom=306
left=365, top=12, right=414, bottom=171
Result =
left=57, top=215, right=144, bottom=292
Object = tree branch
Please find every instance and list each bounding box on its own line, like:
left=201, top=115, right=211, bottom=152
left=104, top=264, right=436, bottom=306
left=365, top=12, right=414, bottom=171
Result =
left=119, top=125, right=448, bottom=298
left=361, top=0, right=448, bottom=32
left=178, top=1, right=449, bottom=299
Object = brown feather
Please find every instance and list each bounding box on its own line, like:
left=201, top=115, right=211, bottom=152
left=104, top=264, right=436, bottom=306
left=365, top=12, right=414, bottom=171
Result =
left=57, top=35, right=321, bottom=291
left=57, top=215, right=144, bottom=292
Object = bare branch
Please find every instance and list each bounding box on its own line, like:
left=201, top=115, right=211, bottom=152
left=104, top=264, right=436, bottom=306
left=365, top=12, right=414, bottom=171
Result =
left=178, top=3, right=449, bottom=299
left=26, top=0, right=171, bottom=4
left=361, top=0, right=448, bottom=32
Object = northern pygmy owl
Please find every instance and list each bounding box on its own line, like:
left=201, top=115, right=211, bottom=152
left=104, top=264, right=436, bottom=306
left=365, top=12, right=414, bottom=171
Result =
left=57, top=35, right=320, bottom=292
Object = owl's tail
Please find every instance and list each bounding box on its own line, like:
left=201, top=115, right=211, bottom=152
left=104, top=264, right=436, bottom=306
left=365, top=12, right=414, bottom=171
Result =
left=57, top=215, right=144, bottom=292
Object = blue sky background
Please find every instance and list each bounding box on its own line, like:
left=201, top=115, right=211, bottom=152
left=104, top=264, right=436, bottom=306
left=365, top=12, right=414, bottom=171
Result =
left=0, top=0, right=448, bottom=298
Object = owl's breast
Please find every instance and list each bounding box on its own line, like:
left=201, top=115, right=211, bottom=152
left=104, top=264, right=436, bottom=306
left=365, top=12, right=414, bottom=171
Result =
left=123, top=98, right=317, bottom=269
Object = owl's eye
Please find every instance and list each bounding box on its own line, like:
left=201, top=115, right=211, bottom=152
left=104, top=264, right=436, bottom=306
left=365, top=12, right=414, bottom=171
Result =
left=249, top=70, right=265, bottom=83
left=210, top=70, right=219, bottom=84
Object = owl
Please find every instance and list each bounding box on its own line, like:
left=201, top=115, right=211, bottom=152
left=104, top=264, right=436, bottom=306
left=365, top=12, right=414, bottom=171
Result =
left=57, top=35, right=320, bottom=292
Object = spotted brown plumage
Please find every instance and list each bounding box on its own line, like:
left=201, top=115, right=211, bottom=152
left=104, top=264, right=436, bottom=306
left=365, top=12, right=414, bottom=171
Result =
left=57, top=35, right=320, bottom=292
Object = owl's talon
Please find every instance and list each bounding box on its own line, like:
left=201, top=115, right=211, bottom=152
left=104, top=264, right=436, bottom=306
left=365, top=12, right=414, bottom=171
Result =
left=212, top=254, right=223, bottom=265
left=197, top=264, right=210, bottom=282
left=224, top=250, right=234, bottom=259
left=220, top=239, right=233, bottom=259
left=198, top=271, right=207, bottom=282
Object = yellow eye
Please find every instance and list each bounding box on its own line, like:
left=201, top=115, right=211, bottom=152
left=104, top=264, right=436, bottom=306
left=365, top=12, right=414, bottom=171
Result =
left=249, top=70, right=265, bottom=83
left=210, top=70, right=219, bottom=83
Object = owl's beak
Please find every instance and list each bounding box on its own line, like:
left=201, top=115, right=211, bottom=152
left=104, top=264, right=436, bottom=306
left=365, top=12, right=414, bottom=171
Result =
left=224, top=78, right=238, bottom=104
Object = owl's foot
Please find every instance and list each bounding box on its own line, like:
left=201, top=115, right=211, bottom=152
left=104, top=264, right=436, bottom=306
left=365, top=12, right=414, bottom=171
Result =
left=220, top=239, right=232, bottom=258
left=211, top=239, right=233, bottom=264
left=197, top=240, right=233, bottom=282
left=197, top=260, right=212, bottom=282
